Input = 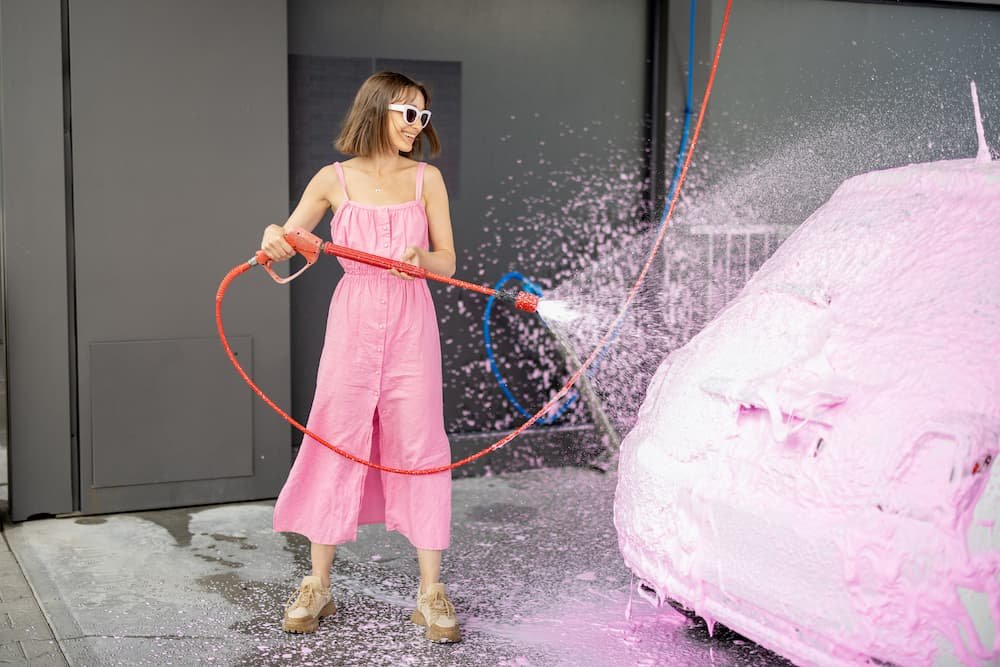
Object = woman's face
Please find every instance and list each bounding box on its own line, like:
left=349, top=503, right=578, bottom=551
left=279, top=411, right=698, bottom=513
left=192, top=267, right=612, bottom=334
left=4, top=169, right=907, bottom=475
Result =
left=386, top=89, right=427, bottom=154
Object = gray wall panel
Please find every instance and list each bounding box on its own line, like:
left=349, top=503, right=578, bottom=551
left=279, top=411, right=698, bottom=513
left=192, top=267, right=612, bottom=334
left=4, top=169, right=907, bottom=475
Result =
left=69, top=0, right=290, bottom=513
left=90, top=337, right=254, bottom=488
left=0, top=0, right=74, bottom=520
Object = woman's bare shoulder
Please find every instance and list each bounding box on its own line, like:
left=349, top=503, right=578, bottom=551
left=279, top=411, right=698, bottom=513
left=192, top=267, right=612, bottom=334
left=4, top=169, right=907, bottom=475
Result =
left=421, top=163, right=446, bottom=190
left=310, top=163, right=345, bottom=208
left=313, top=163, right=342, bottom=182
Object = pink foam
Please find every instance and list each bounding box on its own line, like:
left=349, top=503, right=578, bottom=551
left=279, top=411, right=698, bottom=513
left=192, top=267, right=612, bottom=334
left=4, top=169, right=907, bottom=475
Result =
left=615, top=156, right=1000, bottom=666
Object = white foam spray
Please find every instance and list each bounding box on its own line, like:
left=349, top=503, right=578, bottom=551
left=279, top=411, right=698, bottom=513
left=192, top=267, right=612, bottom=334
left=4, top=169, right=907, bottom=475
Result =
left=535, top=298, right=582, bottom=324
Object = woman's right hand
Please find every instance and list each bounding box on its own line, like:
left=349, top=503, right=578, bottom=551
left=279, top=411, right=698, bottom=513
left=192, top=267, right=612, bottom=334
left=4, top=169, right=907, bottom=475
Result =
left=261, top=224, right=295, bottom=262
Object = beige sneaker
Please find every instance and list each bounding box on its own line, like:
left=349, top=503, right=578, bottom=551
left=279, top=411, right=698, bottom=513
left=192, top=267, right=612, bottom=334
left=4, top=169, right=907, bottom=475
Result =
left=411, top=583, right=462, bottom=643
left=282, top=575, right=335, bottom=633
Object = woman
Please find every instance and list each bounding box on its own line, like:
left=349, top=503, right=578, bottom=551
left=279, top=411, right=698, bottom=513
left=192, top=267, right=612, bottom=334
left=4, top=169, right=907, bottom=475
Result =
left=261, top=71, right=460, bottom=643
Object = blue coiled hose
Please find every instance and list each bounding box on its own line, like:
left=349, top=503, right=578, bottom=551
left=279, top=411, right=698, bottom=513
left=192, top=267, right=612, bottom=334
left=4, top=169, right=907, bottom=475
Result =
left=483, top=272, right=580, bottom=424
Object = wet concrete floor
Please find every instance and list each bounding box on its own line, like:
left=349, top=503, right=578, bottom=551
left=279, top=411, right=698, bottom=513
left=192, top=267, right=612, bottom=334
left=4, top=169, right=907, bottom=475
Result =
left=6, top=467, right=791, bottom=666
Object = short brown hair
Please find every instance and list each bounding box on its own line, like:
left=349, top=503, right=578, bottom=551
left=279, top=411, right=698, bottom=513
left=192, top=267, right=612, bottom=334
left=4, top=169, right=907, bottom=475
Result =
left=335, top=71, right=441, bottom=159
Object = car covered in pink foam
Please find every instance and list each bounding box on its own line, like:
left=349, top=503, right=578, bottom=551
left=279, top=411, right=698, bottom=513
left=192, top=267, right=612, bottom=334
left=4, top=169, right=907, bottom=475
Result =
left=614, top=156, right=1000, bottom=666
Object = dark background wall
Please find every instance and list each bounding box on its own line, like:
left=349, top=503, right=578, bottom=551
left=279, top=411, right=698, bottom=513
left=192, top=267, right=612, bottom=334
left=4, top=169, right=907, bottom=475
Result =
left=286, top=0, right=653, bottom=442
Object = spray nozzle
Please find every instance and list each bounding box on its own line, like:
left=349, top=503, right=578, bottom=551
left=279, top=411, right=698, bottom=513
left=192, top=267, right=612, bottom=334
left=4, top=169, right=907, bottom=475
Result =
left=495, top=287, right=540, bottom=313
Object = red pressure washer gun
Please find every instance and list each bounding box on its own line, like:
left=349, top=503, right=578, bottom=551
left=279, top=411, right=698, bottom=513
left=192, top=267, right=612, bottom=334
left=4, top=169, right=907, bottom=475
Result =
left=251, top=228, right=539, bottom=313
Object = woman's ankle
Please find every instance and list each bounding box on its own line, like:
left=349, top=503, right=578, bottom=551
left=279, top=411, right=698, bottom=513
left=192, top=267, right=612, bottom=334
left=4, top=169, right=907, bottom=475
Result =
left=418, top=578, right=440, bottom=595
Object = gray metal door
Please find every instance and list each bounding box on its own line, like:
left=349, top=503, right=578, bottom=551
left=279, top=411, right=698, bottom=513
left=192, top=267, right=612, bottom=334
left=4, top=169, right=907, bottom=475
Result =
left=70, top=0, right=291, bottom=514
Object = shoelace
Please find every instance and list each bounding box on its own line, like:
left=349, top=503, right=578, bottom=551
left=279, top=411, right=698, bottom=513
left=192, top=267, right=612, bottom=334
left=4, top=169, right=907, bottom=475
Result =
left=427, top=592, right=456, bottom=618
left=285, top=586, right=316, bottom=612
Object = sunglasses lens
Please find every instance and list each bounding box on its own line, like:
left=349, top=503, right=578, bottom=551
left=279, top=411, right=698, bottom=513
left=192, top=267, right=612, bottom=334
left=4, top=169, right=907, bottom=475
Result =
left=403, top=107, right=418, bottom=124
left=419, top=111, right=431, bottom=127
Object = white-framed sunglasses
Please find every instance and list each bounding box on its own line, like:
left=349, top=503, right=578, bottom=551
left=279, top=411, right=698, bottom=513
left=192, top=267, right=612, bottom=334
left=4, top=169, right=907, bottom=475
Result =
left=388, top=103, right=432, bottom=128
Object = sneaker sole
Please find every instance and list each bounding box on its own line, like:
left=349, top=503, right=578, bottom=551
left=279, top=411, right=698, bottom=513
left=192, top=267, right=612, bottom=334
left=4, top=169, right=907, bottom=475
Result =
left=282, top=601, right=336, bottom=633
left=410, top=609, right=462, bottom=643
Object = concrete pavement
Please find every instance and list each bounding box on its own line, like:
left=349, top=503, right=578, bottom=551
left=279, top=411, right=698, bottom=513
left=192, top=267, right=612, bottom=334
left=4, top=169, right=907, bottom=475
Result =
left=0, top=530, right=66, bottom=666
left=0, top=467, right=790, bottom=666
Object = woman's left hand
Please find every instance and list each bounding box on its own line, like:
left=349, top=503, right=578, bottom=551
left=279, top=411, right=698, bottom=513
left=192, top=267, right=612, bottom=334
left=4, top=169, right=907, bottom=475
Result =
left=389, top=246, right=424, bottom=280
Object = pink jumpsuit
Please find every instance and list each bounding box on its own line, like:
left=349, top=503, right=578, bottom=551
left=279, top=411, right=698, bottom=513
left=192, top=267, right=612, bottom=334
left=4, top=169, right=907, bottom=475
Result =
left=273, top=161, right=452, bottom=550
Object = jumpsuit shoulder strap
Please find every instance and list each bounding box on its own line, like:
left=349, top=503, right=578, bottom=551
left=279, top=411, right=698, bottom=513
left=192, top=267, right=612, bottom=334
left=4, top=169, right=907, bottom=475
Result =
left=332, top=162, right=350, bottom=200
left=415, top=162, right=427, bottom=201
